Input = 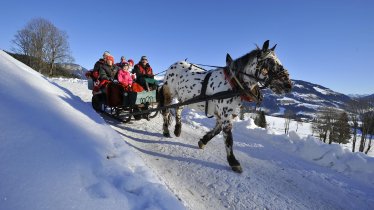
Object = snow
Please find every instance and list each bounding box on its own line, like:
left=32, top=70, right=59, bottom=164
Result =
left=293, top=84, right=304, bottom=89
left=52, top=78, right=374, bottom=209
left=277, top=96, right=300, bottom=105
left=2, top=50, right=374, bottom=210
left=0, top=50, right=184, bottom=210
left=313, top=86, right=335, bottom=95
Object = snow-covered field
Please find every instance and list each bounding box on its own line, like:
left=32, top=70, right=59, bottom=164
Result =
left=1, top=50, right=374, bottom=210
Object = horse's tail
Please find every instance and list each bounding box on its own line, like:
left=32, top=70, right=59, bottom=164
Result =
left=158, top=85, right=165, bottom=108
left=158, top=85, right=173, bottom=125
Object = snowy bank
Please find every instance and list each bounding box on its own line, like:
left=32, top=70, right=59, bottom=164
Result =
left=0, top=50, right=184, bottom=210
left=186, top=111, right=374, bottom=185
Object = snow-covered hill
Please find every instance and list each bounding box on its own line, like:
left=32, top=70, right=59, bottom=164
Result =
left=0, top=50, right=184, bottom=210
left=363, top=93, right=374, bottom=100
left=56, top=63, right=88, bottom=79
left=257, top=80, right=354, bottom=119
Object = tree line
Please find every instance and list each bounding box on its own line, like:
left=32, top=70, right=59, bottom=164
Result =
left=312, top=98, right=374, bottom=154
left=243, top=97, right=374, bottom=155
left=11, top=18, right=73, bottom=76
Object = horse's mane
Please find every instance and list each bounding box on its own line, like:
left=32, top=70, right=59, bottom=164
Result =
left=234, top=49, right=261, bottom=68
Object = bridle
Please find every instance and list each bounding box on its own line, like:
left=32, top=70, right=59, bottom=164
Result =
left=237, top=51, right=286, bottom=89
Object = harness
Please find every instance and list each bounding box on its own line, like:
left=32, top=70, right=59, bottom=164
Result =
left=198, top=67, right=261, bottom=118
left=200, top=72, right=214, bottom=118
left=237, top=53, right=271, bottom=90
left=193, top=51, right=287, bottom=117
left=223, top=68, right=261, bottom=103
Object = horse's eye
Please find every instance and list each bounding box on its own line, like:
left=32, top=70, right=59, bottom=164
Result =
left=261, top=68, right=268, bottom=76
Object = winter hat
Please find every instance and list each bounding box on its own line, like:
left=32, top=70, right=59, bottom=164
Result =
left=122, top=62, right=129, bottom=67
left=128, top=59, right=134, bottom=66
left=121, top=56, right=126, bottom=60
left=103, top=51, right=111, bottom=57
left=106, top=55, right=114, bottom=63
left=141, top=56, right=148, bottom=61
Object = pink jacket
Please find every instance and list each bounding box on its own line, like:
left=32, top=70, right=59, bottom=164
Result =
left=118, top=70, right=133, bottom=86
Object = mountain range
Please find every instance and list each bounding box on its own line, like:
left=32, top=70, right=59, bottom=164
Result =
left=255, top=79, right=371, bottom=120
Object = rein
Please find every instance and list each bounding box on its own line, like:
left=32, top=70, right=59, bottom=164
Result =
left=190, top=63, right=224, bottom=69
left=154, top=62, right=222, bottom=76
left=223, top=67, right=262, bottom=104
left=188, top=61, right=265, bottom=104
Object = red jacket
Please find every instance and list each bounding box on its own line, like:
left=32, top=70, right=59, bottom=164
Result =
left=134, top=63, right=153, bottom=76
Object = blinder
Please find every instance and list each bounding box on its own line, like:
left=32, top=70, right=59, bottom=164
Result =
left=237, top=53, right=286, bottom=89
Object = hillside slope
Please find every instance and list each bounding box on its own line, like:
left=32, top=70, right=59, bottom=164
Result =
left=0, top=50, right=184, bottom=210
left=255, top=79, right=354, bottom=119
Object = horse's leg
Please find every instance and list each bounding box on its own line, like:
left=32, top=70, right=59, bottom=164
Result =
left=161, top=86, right=172, bottom=137
left=222, top=120, right=242, bottom=173
left=198, top=119, right=222, bottom=149
left=162, top=109, right=171, bottom=137
left=174, top=106, right=183, bottom=137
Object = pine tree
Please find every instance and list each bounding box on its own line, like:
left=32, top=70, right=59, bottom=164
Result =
left=254, top=111, right=267, bottom=128
left=334, top=112, right=351, bottom=144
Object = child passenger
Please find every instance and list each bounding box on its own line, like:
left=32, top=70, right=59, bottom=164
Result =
left=117, top=63, right=133, bottom=89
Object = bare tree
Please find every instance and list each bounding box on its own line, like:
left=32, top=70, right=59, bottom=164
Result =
left=284, top=110, right=294, bottom=135
left=365, top=119, right=374, bottom=154
left=295, top=117, right=303, bottom=133
left=359, top=110, right=374, bottom=152
left=12, top=18, right=73, bottom=75
left=313, top=107, right=340, bottom=144
left=11, top=28, right=33, bottom=64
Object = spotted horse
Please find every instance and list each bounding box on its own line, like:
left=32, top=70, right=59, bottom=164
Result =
left=159, top=40, right=292, bottom=173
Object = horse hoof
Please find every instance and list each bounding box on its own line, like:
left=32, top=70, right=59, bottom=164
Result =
left=174, top=131, right=181, bottom=137
left=231, top=165, right=243, bottom=173
left=174, top=124, right=181, bottom=137
left=198, top=140, right=205, bottom=149
left=163, top=132, right=171, bottom=138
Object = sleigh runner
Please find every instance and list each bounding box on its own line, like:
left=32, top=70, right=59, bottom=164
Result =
left=88, top=79, right=159, bottom=122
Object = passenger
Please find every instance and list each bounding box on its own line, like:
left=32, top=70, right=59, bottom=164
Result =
left=128, top=59, right=134, bottom=72
left=98, top=55, right=119, bottom=82
left=116, top=56, right=127, bottom=68
left=132, top=56, right=158, bottom=91
left=117, top=63, right=133, bottom=90
left=86, top=51, right=110, bottom=80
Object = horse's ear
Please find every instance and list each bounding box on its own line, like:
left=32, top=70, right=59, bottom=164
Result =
left=270, top=44, right=277, bottom=51
left=226, top=53, right=233, bottom=67
left=262, top=40, right=270, bottom=51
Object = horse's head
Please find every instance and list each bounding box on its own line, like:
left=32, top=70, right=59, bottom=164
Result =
left=226, top=40, right=292, bottom=95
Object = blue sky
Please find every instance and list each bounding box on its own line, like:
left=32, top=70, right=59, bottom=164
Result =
left=0, top=0, right=373, bottom=94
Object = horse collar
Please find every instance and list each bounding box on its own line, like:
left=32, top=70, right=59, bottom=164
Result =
left=223, top=68, right=258, bottom=103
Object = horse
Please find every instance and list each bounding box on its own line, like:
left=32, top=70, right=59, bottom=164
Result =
left=158, top=40, right=292, bottom=173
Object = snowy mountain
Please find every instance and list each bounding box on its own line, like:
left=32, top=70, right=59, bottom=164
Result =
left=257, top=79, right=354, bottom=119
left=362, top=93, right=374, bottom=100
left=348, top=93, right=370, bottom=98
left=56, top=63, right=88, bottom=79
